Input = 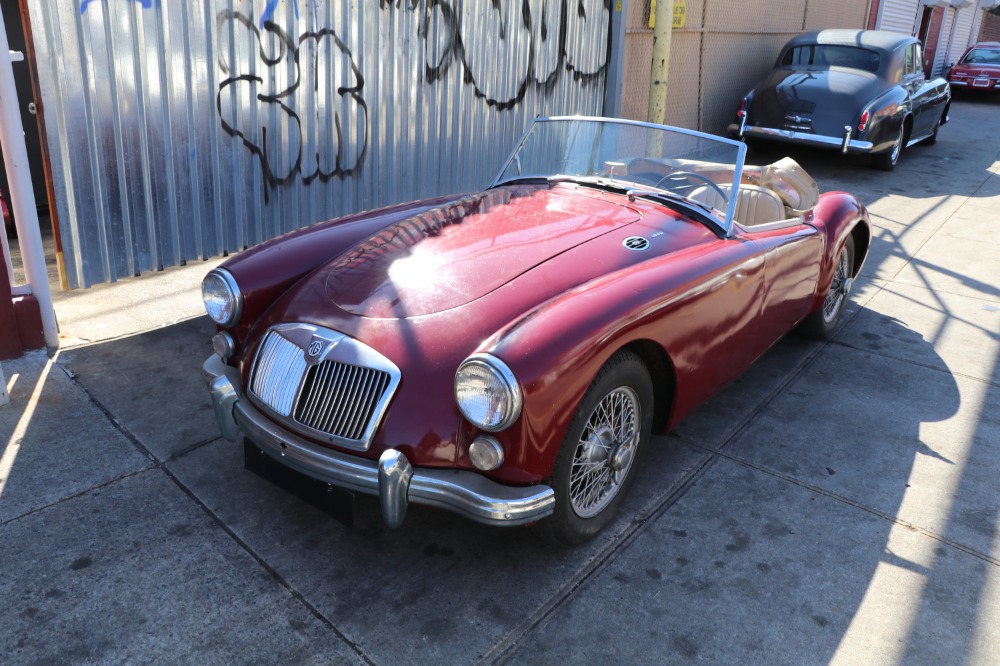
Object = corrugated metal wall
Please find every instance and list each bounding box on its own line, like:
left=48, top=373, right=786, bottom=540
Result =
left=26, top=0, right=614, bottom=288
left=931, top=4, right=984, bottom=76
left=934, top=8, right=958, bottom=73
left=969, top=6, right=984, bottom=47
left=945, top=5, right=978, bottom=63
left=879, top=0, right=918, bottom=34
left=620, top=0, right=871, bottom=133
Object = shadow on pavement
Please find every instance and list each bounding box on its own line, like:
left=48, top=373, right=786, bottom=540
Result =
left=56, top=317, right=219, bottom=461
left=30, top=299, right=992, bottom=663
left=510, top=314, right=999, bottom=664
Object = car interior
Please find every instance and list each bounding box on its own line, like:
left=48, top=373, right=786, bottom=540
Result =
left=627, top=156, right=820, bottom=228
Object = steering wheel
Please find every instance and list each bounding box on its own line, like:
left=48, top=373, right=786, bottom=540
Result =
left=653, top=171, right=729, bottom=203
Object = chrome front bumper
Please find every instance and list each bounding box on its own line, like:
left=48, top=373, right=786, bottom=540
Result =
left=728, top=122, right=875, bottom=154
left=203, top=354, right=555, bottom=528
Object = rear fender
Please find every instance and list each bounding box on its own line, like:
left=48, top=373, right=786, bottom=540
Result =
left=806, top=192, right=871, bottom=312
left=862, top=87, right=909, bottom=153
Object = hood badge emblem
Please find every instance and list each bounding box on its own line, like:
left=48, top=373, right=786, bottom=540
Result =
left=623, top=236, right=650, bottom=251
left=307, top=340, right=325, bottom=358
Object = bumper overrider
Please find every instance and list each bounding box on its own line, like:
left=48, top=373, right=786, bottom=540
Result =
left=728, top=122, right=875, bottom=155
left=203, top=354, right=555, bottom=528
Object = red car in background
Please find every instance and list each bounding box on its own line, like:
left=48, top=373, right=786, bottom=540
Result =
left=2, top=190, right=11, bottom=237
left=202, top=117, right=871, bottom=544
left=948, top=42, right=1000, bottom=92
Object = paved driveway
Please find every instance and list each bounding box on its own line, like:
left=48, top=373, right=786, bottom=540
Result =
left=2, top=97, right=998, bottom=664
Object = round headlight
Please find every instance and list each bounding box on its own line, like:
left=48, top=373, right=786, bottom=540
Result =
left=202, top=269, right=243, bottom=327
left=454, top=354, right=522, bottom=432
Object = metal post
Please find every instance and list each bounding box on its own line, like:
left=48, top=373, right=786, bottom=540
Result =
left=646, top=0, right=675, bottom=125
left=0, top=3, right=57, bottom=347
left=945, top=7, right=959, bottom=67
left=602, top=0, right=628, bottom=119
left=874, top=0, right=886, bottom=29
left=0, top=362, right=9, bottom=406
left=1, top=195, right=13, bottom=284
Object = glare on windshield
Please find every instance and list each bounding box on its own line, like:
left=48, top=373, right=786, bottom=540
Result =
left=493, top=117, right=746, bottom=235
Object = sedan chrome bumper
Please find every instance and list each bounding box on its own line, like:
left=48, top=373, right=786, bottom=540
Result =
left=203, top=354, right=555, bottom=528
left=728, top=123, right=875, bottom=154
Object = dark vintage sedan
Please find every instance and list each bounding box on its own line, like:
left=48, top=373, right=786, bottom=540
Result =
left=203, top=117, right=871, bottom=544
left=730, top=29, right=951, bottom=171
left=948, top=41, right=1000, bottom=92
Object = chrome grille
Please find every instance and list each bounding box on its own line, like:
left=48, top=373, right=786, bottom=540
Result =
left=250, top=331, right=308, bottom=417
left=247, top=325, right=401, bottom=451
left=294, top=362, right=391, bottom=441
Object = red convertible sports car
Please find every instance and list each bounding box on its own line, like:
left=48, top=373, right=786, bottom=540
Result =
left=203, top=117, right=870, bottom=544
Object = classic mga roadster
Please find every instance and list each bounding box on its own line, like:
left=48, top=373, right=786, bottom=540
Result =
left=203, top=117, right=870, bottom=544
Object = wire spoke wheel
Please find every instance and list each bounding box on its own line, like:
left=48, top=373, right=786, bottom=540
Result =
left=543, top=349, right=654, bottom=545
left=797, top=235, right=855, bottom=341
left=568, top=386, right=640, bottom=518
left=822, top=244, right=851, bottom=324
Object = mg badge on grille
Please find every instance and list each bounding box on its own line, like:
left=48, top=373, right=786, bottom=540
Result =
left=307, top=340, right=325, bottom=357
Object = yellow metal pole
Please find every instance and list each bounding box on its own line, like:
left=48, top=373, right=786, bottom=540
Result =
left=646, top=0, right=675, bottom=125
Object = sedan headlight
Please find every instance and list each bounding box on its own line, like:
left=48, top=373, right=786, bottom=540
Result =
left=454, top=354, right=522, bottom=432
left=202, top=268, right=243, bottom=328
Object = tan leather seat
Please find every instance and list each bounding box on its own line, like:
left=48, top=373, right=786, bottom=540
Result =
left=687, top=183, right=785, bottom=226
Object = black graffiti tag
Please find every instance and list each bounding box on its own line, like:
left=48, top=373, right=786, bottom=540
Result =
left=419, top=0, right=611, bottom=111
left=216, top=11, right=368, bottom=201
left=216, top=1, right=610, bottom=201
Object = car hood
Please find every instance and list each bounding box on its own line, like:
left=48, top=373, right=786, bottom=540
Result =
left=752, top=67, right=881, bottom=134
left=319, top=185, right=642, bottom=318
left=246, top=184, right=717, bottom=468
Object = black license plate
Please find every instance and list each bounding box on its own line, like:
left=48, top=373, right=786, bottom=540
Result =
left=243, top=439, right=355, bottom=527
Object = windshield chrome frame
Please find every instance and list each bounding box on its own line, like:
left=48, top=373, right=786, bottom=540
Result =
left=490, top=116, right=747, bottom=238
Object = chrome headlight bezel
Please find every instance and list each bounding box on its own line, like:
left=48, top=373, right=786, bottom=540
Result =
left=454, top=353, right=523, bottom=432
left=202, top=268, right=243, bottom=328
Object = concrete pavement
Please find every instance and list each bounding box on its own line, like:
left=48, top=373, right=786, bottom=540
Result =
left=1, top=96, right=998, bottom=664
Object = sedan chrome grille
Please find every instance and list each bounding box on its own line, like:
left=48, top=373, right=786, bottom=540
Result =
left=294, top=361, right=391, bottom=441
left=247, top=325, right=401, bottom=451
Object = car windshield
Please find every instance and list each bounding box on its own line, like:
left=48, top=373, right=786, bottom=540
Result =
left=781, top=44, right=880, bottom=73
left=492, top=117, right=746, bottom=236
left=961, top=48, right=1000, bottom=65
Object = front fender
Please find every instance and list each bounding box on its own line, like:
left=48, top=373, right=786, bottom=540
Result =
left=477, top=238, right=767, bottom=481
